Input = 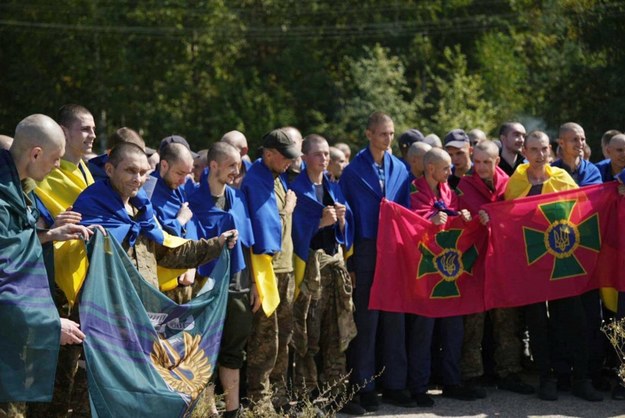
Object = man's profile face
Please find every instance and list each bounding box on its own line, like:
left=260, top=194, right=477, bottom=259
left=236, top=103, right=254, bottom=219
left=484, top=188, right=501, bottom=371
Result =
left=524, top=135, right=550, bottom=169
left=429, top=158, right=452, bottom=184
left=63, top=113, right=96, bottom=158
left=303, top=141, right=330, bottom=176
left=501, top=123, right=526, bottom=155
left=366, top=121, right=394, bottom=154
left=264, top=149, right=294, bottom=174
left=472, top=149, right=498, bottom=181
left=607, top=136, right=625, bottom=172
left=558, top=128, right=586, bottom=160
left=105, top=153, right=151, bottom=200
left=161, top=158, right=193, bottom=189
left=328, top=151, right=347, bottom=179
left=30, top=144, right=65, bottom=181
left=445, top=145, right=471, bottom=171
left=212, top=153, right=241, bottom=186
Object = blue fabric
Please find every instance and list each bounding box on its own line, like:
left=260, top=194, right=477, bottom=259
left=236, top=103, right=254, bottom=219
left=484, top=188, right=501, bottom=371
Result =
left=290, top=171, right=353, bottom=262
left=339, top=147, right=410, bottom=241
left=187, top=182, right=254, bottom=278
left=240, top=158, right=285, bottom=255
left=87, top=153, right=109, bottom=182
left=552, top=159, right=602, bottom=186
left=73, top=179, right=164, bottom=247
left=0, top=150, right=60, bottom=402
left=80, top=230, right=230, bottom=418
left=595, top=159, right=615, bottom=182
left=150, top=172, right=194, bottom=238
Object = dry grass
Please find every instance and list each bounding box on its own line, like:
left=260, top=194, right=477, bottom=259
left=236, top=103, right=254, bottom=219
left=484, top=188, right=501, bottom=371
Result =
left=602, top=317, right=625, bottom=385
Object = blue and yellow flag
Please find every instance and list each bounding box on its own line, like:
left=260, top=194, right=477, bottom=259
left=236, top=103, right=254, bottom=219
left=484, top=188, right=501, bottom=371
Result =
left=80, top=230, right=230, bottom=417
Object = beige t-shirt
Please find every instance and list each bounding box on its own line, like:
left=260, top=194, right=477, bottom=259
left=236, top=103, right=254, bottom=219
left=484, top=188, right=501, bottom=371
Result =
left=271, top=177, right=294, bottom=273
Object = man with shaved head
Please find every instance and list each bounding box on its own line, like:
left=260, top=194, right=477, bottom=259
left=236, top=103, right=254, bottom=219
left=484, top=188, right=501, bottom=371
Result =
left=456, top=140, right=533, bottom=397
left=500, top=131, right=601, bottom=402
left=334, top=142, right=352, bottom=161
left=409, top=147, right=474, bottom=406
left=0, top=135, right=13, bottom=150
left=406, top=141, right=431, bottom=180
left=1, top=114, right=93, bottom=417
left=188, top=141, right=256, bottom=417
left=328, top=146, right=348, bottom=181
left=221, top=130, right=251, bottom=188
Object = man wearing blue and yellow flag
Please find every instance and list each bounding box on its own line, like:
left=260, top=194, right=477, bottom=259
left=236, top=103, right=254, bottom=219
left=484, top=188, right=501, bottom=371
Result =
left=31, top=104, right=97, bottom=418
left=290, top=134, right=360, bottom=414
left=339, top=112, right=411, bottom=411
left=187, top=142, right=257, bottom=418
left=0, top=114, right=93, bottom=417
left=240, top=129, right=300, bottom=413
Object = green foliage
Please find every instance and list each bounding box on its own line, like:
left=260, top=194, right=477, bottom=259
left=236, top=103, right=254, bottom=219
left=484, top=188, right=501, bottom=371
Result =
left=428, top=46, right=498, bottom=136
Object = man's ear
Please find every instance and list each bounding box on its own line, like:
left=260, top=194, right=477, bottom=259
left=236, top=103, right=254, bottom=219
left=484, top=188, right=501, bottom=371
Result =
left=104, top=162, right=114, bottom=178
left=30, top=146, right=43, bottom=162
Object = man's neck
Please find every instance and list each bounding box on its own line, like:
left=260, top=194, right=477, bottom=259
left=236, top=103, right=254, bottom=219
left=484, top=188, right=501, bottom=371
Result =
left=481, top=176, right=495, bottom=191
left=411, top=169, right=423, bottom=179
left=425, top=176, right=440, bottom=196
left=369, top=145, right=385, bottom=165
left=611, top=162, right=625, bottom=176
left=526, top=164, right=549, bottom=184
left=562, top=154, right=581, bottom=171
left=454, top=165, right=469, bottom=177
left=307, top=169, right=324, bottom=185
left=501, top=148, right=518, bottom=167
left=208, top=175, right=226, bottom=196
left=63, top=150, right=82, bottom=166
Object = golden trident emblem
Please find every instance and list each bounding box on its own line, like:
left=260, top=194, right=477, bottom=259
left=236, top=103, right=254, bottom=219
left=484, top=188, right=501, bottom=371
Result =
left=553, top=224, right=571, bottom=252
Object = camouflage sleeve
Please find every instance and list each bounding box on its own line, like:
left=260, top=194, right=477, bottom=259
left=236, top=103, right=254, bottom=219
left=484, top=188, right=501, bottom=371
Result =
left=155, top=237, right=223, bottom=269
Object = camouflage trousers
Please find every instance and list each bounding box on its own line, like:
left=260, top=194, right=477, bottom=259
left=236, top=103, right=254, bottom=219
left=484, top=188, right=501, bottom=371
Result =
left=0, top=402, right=26, bottom=418
left=461, top=307, right=523, bottom=379
left=27, top=344, right=90, bottom=418
left=246, top=272, right=294, bottom=408
left=292, top=263, right=353, bottom=397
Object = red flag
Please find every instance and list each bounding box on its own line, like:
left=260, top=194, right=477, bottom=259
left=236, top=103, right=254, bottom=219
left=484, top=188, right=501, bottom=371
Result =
left=369, top=199, right=488, bottom=318
left=483, top=182, right=620, bottom=310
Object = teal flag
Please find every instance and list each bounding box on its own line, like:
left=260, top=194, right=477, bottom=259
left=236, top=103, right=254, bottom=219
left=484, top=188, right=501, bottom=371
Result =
left=0, top=150, right=60, bottom=402
left=80, top=231, right=229, bottom=418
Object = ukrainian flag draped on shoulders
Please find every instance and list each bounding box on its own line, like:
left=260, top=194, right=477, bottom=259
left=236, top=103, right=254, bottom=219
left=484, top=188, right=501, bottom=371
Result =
left=67, top=180, right=187, bottom=301
left=187, top=181, right=254, bottom=278
left=290, top=171, right=354, bottom=294
left=150, top=171, right=195, bottom=239
left=505, top=163, right=578, bottom=200
left=240, top=158, right=284, bottom=316
left=0, top=150, right=60, bottom=402
left=339, top=147, right=410, bottom=242
left=80, top=230, right=230, bottom=418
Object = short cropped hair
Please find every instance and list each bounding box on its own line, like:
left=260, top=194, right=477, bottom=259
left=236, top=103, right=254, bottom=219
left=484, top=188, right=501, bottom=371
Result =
left=302, top=134, right=328, bottom=155
left=108, top=142, right=147, bottom=167
left=57, top=104, right=92, bottom=128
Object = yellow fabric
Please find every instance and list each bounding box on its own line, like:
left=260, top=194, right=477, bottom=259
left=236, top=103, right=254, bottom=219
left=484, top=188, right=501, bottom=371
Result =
left=294, top=254, right=307, bottom=300
left=601, top=288, right=618, bottom=313
left=504, top=163, right=579, bottom=200
left=34, top=160, right=94, bottom=305
left=35, top=160, right=94, bottom=218
left=250, top=251, right=280, bottom=316
left=157, top=232, right=189, bottom=292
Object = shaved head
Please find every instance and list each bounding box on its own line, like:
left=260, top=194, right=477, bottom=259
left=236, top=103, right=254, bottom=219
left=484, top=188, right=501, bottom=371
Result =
left=220, top=130, right=249, bottom=157
left=0, top=135, right=13, bottom=150
left=473, top=140, right=500, bottom=159
left=407, top=142, right=431, bottom=159
left=10, top=114, right=66, bottom=180
left=558, top=122, right=583, bottom=138
left=207, top=141, right=240, bottom=164
left=12, top=114, right=65, bottom=155
left=160, top=142, right=193, bottom=165
left=423, top=147, right=451, bottom=167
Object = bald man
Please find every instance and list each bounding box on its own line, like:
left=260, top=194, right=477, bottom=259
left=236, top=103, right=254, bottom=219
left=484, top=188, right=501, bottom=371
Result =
left=1, top=115, right=93, bottom=417
left=221, top=130, right=251, bottom=188
left=0, top=135, right=13, bottom=150
left=406, top=141, right=431, bottom=180
left=328, top=146, right=347, bottom=181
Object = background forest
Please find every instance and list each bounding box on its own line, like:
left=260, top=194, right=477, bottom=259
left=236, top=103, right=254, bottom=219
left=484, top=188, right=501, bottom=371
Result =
left=1, top=0, right=624, bottom=157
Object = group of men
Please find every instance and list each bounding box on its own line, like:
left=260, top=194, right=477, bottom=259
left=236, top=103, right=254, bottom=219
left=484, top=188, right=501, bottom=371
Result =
left=2, top=105, right=625, bottom=418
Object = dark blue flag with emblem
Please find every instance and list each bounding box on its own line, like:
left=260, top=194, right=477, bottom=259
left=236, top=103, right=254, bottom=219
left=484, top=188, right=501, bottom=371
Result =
left=79, top=231, right=229, bottom=417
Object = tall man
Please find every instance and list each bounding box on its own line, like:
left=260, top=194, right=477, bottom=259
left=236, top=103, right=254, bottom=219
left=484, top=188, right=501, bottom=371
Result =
left=502, top=131, right=601, bottom=402
left=240, top=129, right=300, bottom=413
left=339, top=112, right=411, bottom=411
left=290, top=134, right=360, bottom=414
left=456, top=141, right=533, bottom=397
left=188, top=142, right=257, bottom=418
left=498, top=122, right=526, bottom=176
left=1, top=114, right=90, bottom=417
